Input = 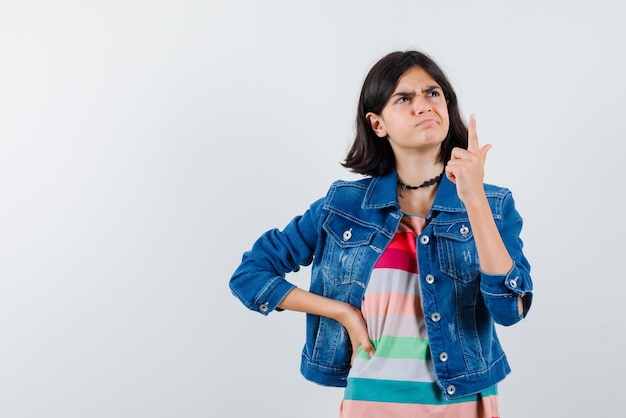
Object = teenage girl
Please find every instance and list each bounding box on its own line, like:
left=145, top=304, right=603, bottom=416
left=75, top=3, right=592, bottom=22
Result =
left=230, top=50, right=533, bottom=417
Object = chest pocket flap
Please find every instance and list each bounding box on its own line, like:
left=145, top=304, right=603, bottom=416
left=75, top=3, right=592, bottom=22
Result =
left=322, top=212, right=377, bottom=286
left=433, top=222, right=473, bottom=242
left=323, top=212, right=377, bottom=248
left=433, top=221, right=478, bottom=283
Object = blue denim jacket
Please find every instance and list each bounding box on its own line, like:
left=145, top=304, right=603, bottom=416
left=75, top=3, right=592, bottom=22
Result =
left=230, top=170, right=532, bottom=399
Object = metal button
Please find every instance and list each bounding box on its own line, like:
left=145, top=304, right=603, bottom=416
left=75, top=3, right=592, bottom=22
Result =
left=425, top=274, right=435, bottom=284
left=419, top=235, right=430, bottom=245
left=439, top=352, right=448, bottom=362
left=459, top=225, right=470, bottom=236
left=343, top=229, right=352, bottom=241
left=259, top=302, right=269, bottom=312
left=446, top=385, right=456, bottom=395
left=510, top=277, right=518, bottom=288
left=431, top=312, right=441, bottom=322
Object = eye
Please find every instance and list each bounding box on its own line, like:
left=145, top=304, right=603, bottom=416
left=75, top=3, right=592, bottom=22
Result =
left=395, top=95, right=411, bottom=104
left=427, top=87, right=447, bottom=100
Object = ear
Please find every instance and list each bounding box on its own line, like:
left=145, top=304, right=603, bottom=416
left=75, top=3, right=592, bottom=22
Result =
left=366, top=112, right=387, bottom=138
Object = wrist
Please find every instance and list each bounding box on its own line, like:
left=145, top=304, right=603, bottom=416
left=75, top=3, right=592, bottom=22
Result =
left=462, top=192, right=489, bottom=212
left=331, top=301, right=358, bottom=325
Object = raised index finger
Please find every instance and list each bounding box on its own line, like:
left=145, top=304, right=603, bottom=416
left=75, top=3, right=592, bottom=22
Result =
left=467, top=114, right=479, bottom=152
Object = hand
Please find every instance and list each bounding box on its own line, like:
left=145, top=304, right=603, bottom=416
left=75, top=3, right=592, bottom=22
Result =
left=337, top=303, right=375, bottom=364
left=445, top=114, right=492, bottom=204
left=276, top=289, right=374, bottom=364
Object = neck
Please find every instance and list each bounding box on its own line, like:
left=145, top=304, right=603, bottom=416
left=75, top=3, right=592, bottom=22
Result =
left=393, top=148, right=443, bottom=183
left=395, top=161, right=444, bottom=217
left=398, top=171, right=443, bottom=190
left=395, top=161, right=445, bottom=187
left=398, top=182, right=439, bottom=217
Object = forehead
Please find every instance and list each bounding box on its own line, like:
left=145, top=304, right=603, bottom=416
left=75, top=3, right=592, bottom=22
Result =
left=395, top=66, right=441, bottom=89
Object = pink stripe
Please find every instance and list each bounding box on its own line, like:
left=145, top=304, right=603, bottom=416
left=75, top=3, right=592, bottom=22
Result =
left=375, top=247, right=417, bottom=273
left=362, top=292, right=422, bottom=317
left=340, top=397, right=500, bottom=418
left=386, top=231, right=417, bottom=251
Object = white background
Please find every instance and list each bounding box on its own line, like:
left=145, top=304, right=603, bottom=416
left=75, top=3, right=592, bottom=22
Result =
left=1, top=1, right=624, bottom=417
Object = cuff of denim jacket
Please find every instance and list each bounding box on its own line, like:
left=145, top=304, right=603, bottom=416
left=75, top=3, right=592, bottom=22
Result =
left=253, top=278, right=297, bottom=316
left=480, top=265, right=530, bottom=297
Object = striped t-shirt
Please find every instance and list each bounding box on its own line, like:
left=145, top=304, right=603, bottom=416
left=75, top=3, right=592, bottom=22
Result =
left=340, top=215, right=500, bottom=418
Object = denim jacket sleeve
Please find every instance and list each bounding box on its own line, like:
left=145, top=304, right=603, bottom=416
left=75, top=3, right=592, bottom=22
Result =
left=229, top=197, right=325, bottom=316
left=479, top=189, right=533, bottom=326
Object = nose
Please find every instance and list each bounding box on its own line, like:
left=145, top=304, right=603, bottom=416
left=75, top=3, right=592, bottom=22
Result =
left=413, top=97, right=432, bottom=115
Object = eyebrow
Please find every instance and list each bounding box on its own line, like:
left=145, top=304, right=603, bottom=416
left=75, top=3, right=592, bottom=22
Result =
left=390, top=85, right=442, bottom=99
left=423, top=86, right=442, bottom=93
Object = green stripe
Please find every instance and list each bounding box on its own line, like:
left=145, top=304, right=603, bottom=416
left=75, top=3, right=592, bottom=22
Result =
left=344, top=378, right=498, bottom=404
left=355, top=336, right=431, bottom=360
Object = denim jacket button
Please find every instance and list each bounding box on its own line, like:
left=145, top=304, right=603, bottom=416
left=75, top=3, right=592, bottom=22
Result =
left=459, top=225, right=470, bottom=236
left=447, top=385, right=456, bottom=395
left=439, top=352, right=448, bottom=362
left=259, top=302, right=269, bottom=312
left=425, top=274, right=435, bottom=284
left=342, top=229, right=352, bottom=241
left=431, top=312, right=441, bottom=322
left=419, top=235, right=430, bottom=245
left=509, top=277, right=518, bottom=288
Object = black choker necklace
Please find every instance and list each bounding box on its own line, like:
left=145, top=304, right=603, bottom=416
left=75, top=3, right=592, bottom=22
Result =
left=398, top=170, right=444, bottom=196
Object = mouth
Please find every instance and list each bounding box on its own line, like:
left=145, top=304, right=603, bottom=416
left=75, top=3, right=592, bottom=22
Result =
left=417, top=118, right=437, bottom=127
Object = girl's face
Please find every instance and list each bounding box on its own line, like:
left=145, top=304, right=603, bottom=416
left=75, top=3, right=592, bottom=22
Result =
left=367, top=66, right=450, bottom=158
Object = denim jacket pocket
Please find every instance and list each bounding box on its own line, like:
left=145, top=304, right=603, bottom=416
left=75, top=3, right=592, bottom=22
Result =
left=310, top=316, right=352, bottom=370
left=434, top=221, right=480, bottom=283
left=321, top=212, right=377, bottom=286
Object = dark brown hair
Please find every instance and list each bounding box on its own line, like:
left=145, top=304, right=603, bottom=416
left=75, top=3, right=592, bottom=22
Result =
left=343, top=50, right=468, bottom=177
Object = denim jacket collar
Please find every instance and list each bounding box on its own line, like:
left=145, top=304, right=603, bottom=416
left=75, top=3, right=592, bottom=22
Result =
left=432, top=174, right=465, bottom=213
left=364, top=169, right=465, bottom=214
left=362, top=170, right=401, bottom=210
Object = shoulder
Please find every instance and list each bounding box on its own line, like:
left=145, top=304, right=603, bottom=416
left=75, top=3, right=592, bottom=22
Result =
left=483, top=182, right=513, bottom=199
left=323, top=177, right=374, bottom=210
left=482, top=182, right=521, bottom=221
left=328, top=177, right=374, bottom=191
